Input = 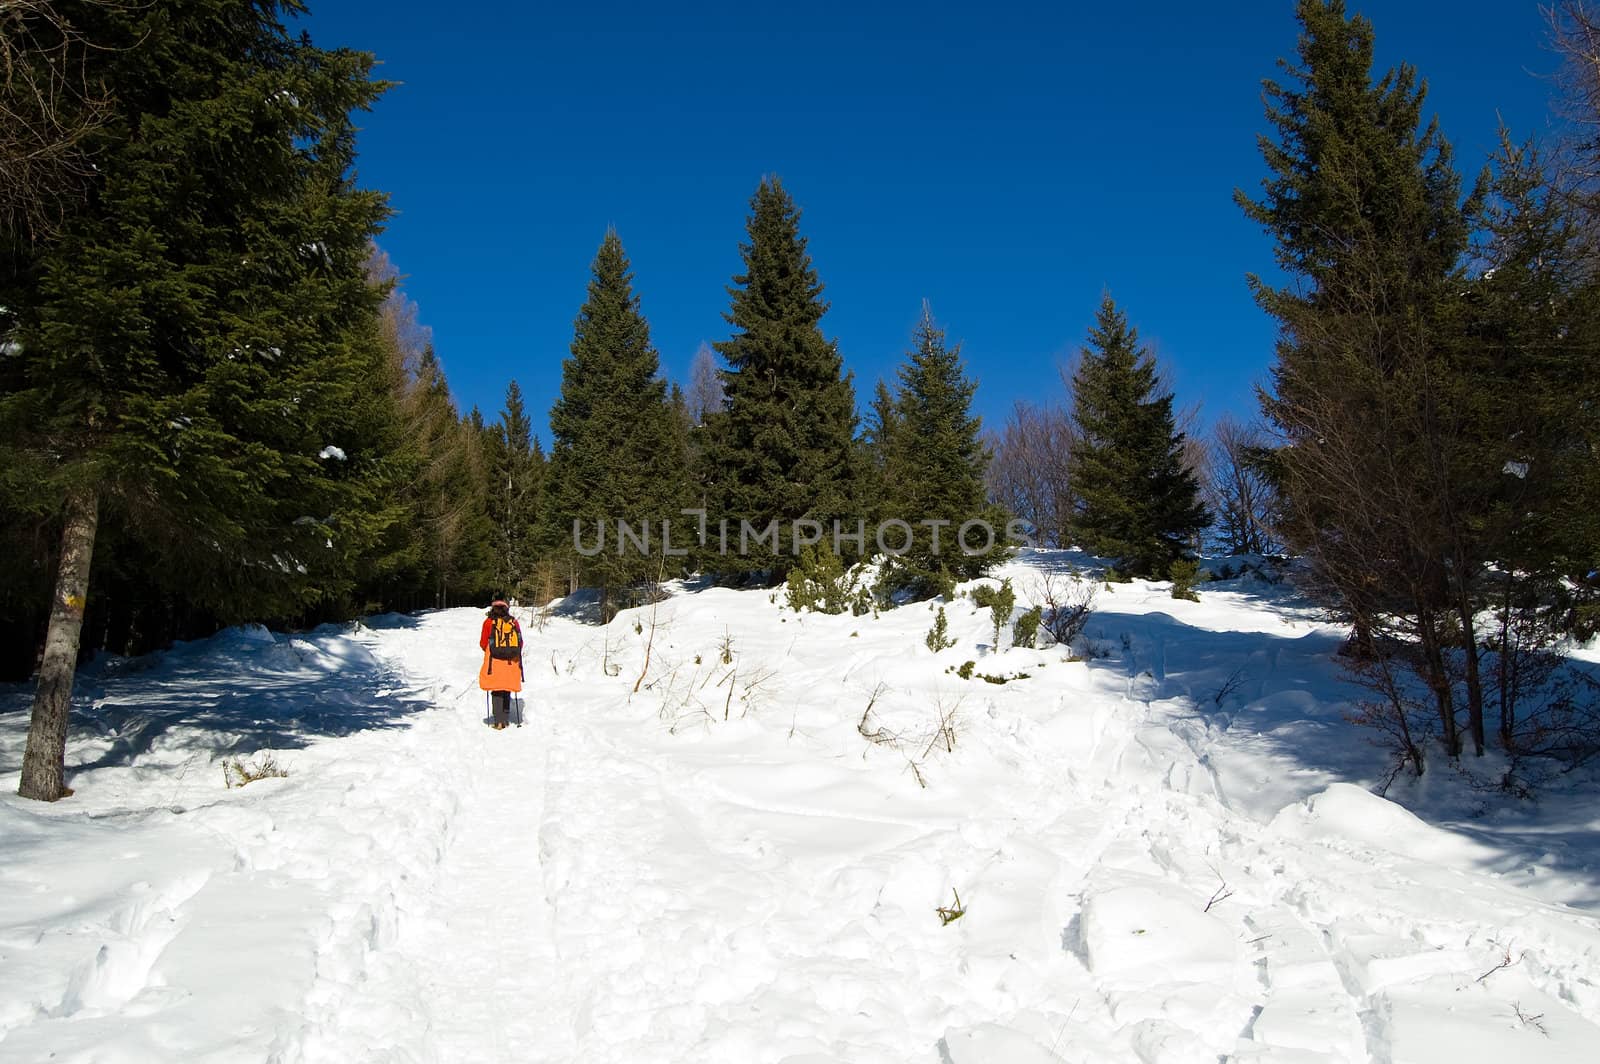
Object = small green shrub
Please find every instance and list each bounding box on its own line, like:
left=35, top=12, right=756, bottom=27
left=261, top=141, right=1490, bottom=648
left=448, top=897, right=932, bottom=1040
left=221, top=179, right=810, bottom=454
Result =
left=975, top=670, right=1030, bottom=685
left=974, top=578, right=1016, bottom=649
left=1105, top=567, right=1130, bottom=584
left=878, top=560, right=958, bottom=605
left=957, top=660, right=976, bottom=679
left=785, top=542, right=856, bottom=614
left=925, top=607, right=957, bottom=652
left=1013, top=605, right=1042, bottom=649
left=1169, top=558, right=1201, bottom=602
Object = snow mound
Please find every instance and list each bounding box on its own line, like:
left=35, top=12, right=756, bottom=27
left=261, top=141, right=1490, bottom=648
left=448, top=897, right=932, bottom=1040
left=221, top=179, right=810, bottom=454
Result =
left=940, top=1023, right=1062, bottom=1063
left=1079, top=882, right=1239, bottom=984
left=1270, top=781, right=1498, bottom=865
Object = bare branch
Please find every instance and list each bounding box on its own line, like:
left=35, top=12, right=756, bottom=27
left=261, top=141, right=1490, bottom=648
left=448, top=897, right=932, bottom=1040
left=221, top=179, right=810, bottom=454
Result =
left=0, top=1, right=140, bottom=241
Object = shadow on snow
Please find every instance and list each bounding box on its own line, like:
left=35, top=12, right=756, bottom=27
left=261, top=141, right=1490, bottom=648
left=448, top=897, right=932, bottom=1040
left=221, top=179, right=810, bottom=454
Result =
left=0, top=615, right=431, bottom=781
left=1046, top=558, right=1600, bottom=912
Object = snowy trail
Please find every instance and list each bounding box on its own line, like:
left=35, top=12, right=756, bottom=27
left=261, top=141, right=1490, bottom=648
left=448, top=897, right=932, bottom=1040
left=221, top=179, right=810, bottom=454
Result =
left=6, top=556, right=1600, bottom=1063
left=304, top=615, right=578, bottom=1063
left=233, top=596, right=1600, bottom=1063
left=402, top=707, right=570, bottom=1063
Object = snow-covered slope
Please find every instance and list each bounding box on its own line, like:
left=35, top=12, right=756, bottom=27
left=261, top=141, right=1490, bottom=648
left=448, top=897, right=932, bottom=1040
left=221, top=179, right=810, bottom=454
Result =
left=3, top=551, right=1599, bottom=1063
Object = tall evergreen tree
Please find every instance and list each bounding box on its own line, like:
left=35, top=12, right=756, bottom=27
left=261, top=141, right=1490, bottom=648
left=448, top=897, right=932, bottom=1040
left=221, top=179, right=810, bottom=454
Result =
left=1447, top=134, right=1600, bottom=753
left=405, top=352, right=493, bottom=609
left=706, top=177, right=857, bottom=575
left=544, top=231, right=686, bottom=618
left=1461, top=135, right=1600, bottom=635
left=1068, top=296, right=1208, bottom=577
left=1238, top=0, right=1475, bottom=759
left=0, top=0, right=392, bottom=801
left=883, top=306, right=1005, bottom=589
left=856, top=378, right=899, bottom=524
left=667, top=381, right=695, bottom=495
left=486, top=380, right=543, bottom=598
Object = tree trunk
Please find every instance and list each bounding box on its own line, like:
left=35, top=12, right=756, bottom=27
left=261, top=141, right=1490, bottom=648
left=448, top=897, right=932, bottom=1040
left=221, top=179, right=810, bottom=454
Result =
left=18, top=486, right=100, bottom=802
left=1416, top=608, right=1459, bottom=758
left=1340, top=613, right=1377, bottom=660
left=1491, top=572, right=1516, bottom=745
left=1455, top=586, right=1487, bottom=757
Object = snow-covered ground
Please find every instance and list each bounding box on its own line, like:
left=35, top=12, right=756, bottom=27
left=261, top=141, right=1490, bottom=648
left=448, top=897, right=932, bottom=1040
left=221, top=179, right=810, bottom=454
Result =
left=3, top=550, right=1600, bottom=1063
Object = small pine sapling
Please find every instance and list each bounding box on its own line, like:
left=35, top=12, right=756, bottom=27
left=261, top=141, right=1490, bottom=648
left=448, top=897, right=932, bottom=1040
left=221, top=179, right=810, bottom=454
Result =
left=1013, top=605, right=1042, bottom=649
left=1169, top=558, right=1201, bottom=602
left=987, top=578, right=1016, bottom=649
left=925, top=606, right=957, bottom=652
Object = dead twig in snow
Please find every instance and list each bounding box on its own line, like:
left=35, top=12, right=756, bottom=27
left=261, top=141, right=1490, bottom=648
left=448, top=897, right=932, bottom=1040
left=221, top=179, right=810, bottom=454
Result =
left=1512, top=1001, right=1549, bottom=1036
left=1203, top=865, right=1234, bottom=913
left=1213, top=661, right=1249, bottom=706
left=1475, top=946, right=1525, bottom=985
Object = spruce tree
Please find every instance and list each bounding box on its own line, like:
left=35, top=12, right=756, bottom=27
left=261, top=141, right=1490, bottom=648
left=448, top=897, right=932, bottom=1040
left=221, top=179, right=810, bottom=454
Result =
left=545, top=231, right=686, bottom=618
left=405, top=352, right=493, bottom=609
left=0, top=0, right=392, bottom=801
left=486, top=380, right=543, bottom=598
left=859, top=379, right=899, bottom=516
left=1068, top=296, right=1208, bottom=578
left=1447, top=135, right=1600, bottom=750
left=1464, top=135, right=1600, bottom=635
left=1238, top=0, right=1473, bottom=758
left=320, top=307, right=419, bottom=619
left=866, top=380, right=899, bottom=464
left=884, top=306, right=1005, bottom=590
left=707, top=177, right=857, bottom=575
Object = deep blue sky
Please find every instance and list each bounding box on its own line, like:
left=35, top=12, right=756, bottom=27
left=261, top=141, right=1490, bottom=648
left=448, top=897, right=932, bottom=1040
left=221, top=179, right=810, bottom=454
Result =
left=303, top=0, right=1563, bottom=443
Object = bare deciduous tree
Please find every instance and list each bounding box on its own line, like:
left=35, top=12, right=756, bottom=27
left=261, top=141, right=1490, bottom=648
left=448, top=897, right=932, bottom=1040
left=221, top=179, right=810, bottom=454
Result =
left=986, top=400, right=1076, bottom=547
left=0, top=0, right=125, bottom=241
left=1552, top=3, right=1600, bottom=139
left=1206, top=415, right=1280, bottom=556
left=686, top=342, right=724, bottom=426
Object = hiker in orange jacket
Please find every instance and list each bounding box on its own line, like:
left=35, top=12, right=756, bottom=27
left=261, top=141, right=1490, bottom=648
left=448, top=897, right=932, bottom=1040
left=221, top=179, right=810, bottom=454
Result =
left=478, top=599, right=524, bottom=729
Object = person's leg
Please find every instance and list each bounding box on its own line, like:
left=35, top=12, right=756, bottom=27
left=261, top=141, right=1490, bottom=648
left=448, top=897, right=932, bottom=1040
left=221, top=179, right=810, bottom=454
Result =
left=492, top=691, right=509, bottom=728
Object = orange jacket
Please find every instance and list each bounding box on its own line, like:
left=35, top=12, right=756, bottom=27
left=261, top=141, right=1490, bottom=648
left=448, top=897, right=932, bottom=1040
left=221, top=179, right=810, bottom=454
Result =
left=478, top=615, right=524, bottom=693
